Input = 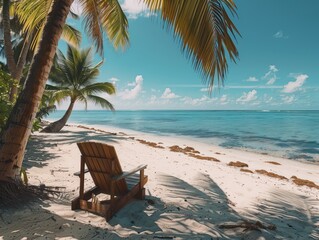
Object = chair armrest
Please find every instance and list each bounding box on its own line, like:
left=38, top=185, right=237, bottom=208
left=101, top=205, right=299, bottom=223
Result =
left=112, top=164, right=147, bottom=181
left=74, top=168, right=89, bottom=177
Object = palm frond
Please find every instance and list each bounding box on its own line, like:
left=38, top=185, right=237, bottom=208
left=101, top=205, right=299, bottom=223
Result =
left=48, top=44, right=115, bottom=111
left=98, top=0, right=129, bottom=50
left=81, top=82, right=116, bottom=95
left=61, top=24, right=82, bottom=47
left=16, top=0, right=81, bottom=50
left=51, top=89, right=73, bottom=105
left=143, top=0, right=240, bottom=87
left=80, top=0, right=129, bottom=55
left=80, top=0, right=104, bottom=54
left=87, top=94, right=115, bottom=111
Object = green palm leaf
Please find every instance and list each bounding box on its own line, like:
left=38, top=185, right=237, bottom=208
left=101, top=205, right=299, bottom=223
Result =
left=16, top=0, right=81, bottom=50
left=143, top=0, right=239, bottom=87
left=47, top=44, right=115, bottom=110
left=80, top=0, right=129, bottom=55
left=81, top=82, right=116, bottom=96
left=62, top=24, right=82, bottom=48
left=87, top=94, right=115, bottom=111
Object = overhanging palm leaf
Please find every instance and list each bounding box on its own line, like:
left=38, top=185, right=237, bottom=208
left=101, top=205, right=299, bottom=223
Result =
left=16, top=0, right=81, bottom=50
left=80, top=0, right=129, bottom=55
left=80, top=82, right=115, bottom=95
left=87, top=95, right=114, bottom=111
left=143, top=0, right=239, bottom=87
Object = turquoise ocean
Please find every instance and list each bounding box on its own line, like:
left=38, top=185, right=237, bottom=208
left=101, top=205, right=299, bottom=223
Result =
left=46, top=110, right=319, bottom=163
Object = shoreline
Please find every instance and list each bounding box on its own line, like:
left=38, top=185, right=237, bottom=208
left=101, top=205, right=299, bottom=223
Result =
left=1, top=123, right=318, bottom=239
left=47, top=116, right=319, bottom=165
left=73, top=122, right=319, bottom=183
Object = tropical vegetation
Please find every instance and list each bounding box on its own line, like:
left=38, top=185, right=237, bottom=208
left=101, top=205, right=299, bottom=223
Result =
left=42, top=44, right=115, bottom=133
left=0, top=0, right=239, bottom=191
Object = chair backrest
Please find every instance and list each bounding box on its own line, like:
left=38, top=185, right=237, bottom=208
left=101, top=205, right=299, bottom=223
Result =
left=77, top=141, right=128, bottom=195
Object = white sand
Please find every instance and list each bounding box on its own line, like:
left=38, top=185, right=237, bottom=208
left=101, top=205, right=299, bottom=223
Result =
left=0, top=124, right=318, bottom=239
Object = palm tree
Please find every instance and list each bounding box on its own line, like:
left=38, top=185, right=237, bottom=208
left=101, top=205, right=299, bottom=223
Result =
left=0, top=0, right=239, bottom=185
left=1, top=0, right=82, bottom=101
left=42, top=45, right=115, bottom=133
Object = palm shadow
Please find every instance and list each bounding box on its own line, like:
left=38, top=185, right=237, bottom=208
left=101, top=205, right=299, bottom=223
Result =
left=24, top=129, right=129, bottom=170
left=247, top=190, right=319, bottom=239
left=125, top=173, right=318, bottom=239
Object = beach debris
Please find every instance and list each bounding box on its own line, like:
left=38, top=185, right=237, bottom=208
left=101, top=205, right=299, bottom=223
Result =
left=291, top=176, right=319, bottom=189
left=137, top=139, right=165, bottom=149
left=255, top=169, right=288, bottom=180
left=188, top=153, right=220, bottom=162
left=169, top=145, right=220, bottom=162
left=219, top=220, right=276, bottom=232
left=240, top=168, right=253, bottom=173
left=265, top=161, right=281, bottom=165
left=228, top=161, right=248, bottom=168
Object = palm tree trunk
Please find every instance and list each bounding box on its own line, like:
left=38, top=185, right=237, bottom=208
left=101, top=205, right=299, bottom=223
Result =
left=42, top=99, right=75, bottom=133
left=0, top=0, right=74, bottom=183
left=3, top=0, right=35, bottom=101
left=9, top=31, right=34, bottom=99
left=2, top=0, right=17, bottom=102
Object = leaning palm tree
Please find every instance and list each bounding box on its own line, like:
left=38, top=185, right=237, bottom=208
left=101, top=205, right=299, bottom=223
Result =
left=0, top=0, right=239, bottom=186
left=1, top=0, right=82, bottom=101
left=42, top=45, right=115, bottom=133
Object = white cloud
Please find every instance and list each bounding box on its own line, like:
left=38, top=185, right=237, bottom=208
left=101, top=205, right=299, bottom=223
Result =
left=273, top=30, right=288, bottom=39
left=273, top=31, right=283, bottom=38
left=263, top=94, right=273, bottom=104
left=220, top=95, right=228, bottom=105
left=236, top=90, right=257, bottom=103
left=121, top=0, right=152, bottom=19
left=127, top=82, right=136, bottom=86
left=263, top=65, right=278, bottom=78
left=109, top=77, right=120, bottom=85
left=269, top=65, right=278, bottom=72
left=109, top=77, right=119, bottom=82
left=246, top=76, right=258, bottom=82
left=149, top=95, right=157, bottom=104
left=267, top=77, right=276, bottom=85
left=263, top=65, right=278, bottom=85
left=181, top=95, right=218, bottom=106
left=200, top=88, right=209, bottom=92
left=282, top=74, right=308, bottom=93
left=225, top=85, right=282, bottom=89
left=70, top=0, right=83, bottom=15
left=282, top=95, right=295, bottom=104
left=119, top=75, right=143, bottom=100
left=161, top=88, right=179, bottom=99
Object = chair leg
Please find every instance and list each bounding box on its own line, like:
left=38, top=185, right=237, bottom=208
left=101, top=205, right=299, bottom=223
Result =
left=137, top=188, right=145, bottom=200
left=71, top=197, right=80, bottom=210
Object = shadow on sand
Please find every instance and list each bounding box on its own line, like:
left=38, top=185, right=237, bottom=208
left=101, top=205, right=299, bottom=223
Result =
left=7, top=130, right=318, bottom=239
left=0, top=173, right=318, bottom=239
left=23, top=130, right=128, bottom=170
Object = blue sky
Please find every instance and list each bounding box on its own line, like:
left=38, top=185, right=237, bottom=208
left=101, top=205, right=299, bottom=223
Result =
left=61, top=0, right=319, bottom=110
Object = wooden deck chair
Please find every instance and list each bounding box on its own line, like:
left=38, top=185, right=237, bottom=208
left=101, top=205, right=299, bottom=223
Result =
left=71, top=141, right=148, bottom=221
